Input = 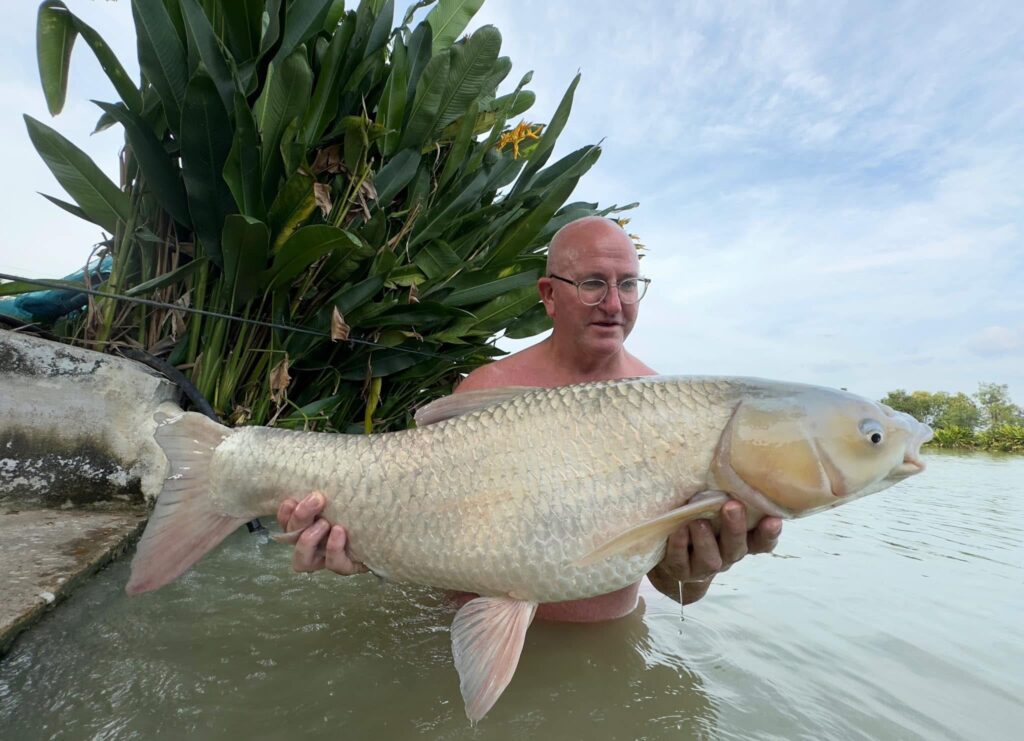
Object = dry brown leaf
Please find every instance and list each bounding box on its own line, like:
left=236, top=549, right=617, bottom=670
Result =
left=331, top=307, right=351, bottom=342
left=269, top=354, right=292, bottom=404
left=312, top=145, right=345, bottom=175
left=408, top=283, right=419, bottom=303
left=314, top=182, right=333, bottom=218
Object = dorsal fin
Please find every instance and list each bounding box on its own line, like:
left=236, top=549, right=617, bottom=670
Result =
left=414, top=387, right=540, bottom=426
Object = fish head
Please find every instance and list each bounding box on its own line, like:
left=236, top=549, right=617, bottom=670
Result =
left=720, top=386, right=933, bottom=515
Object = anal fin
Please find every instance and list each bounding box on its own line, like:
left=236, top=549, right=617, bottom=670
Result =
left=576, top=491, right=731, bottom=567
left=451, top=596, right=537, bottom=723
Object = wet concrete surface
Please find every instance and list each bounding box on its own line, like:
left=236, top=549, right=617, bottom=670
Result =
left=0, top=507, right=147, bottom=656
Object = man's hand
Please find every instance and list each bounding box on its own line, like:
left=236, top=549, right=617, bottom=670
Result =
left=276, top=492, right=367, bottom=575
left=647, top=500, right=782, bottom=605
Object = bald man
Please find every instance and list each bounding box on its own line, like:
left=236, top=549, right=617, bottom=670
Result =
left=278, top=217, right=782, bottom=621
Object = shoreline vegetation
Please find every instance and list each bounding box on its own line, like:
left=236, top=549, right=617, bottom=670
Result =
left=9, top=0, right=633, bottom=434
left=881, top=383, right=1024, bottom=453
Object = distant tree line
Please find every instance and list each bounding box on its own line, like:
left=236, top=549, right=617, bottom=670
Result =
left=880, top=383, right=1024, bottom=452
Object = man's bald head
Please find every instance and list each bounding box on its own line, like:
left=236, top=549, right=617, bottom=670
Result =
left=546, top=216, right=637, bottom=275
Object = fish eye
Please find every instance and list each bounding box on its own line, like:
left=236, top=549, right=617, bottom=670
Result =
left=860, top=420, right=884, bottom=445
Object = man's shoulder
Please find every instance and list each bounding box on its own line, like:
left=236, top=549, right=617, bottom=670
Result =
left=456, top=349, right=540, bottom=393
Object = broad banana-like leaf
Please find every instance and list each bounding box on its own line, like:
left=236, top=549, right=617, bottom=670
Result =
left=179, top=0, right=236, bottom=114
left=125, top=257, right=208, bottom=296
left=399, top=52, right=449, bottom=150
left=426, top=0, right=484, bottom=54
left=300, top=13, right=353, bottom=145
left=38, top=1, right=143, bottom=116
left=222, top=215, right=270, bottom=306
left=92, top=101, right=191, bottom=227
left=486, top=175, right=580, bottom=267
left=442, top=270, right=539, bottom=307
left=180, top=68, right=236, bottom=265
left=36, top=2, right=74, bottom=116
left=433, top=25, right=502, bottom=134
left=24, top=115, right=130, bottom=234
left=414, top=240, right=462, bottom=280
left=404, top=21, right=433, bottom=103
left=224, top=93, right=266, bottom=219
left=267, top=225, right=363, bottom=290
left=254, top=49, right=313, bottom=197
left=220, top=0, right=262, bottom=62
left=510, top=72, right=581, bottom=198
left=437, top=100, right=478, bottom=189
left=371, top=149, right=421, bottom=209
left=373, top=302, right=474, bottom=328
left=40, top=192, right=89, bottom=223
left=377, top=37, right=408, bottom=156
left=268, top=170, right=317, bottom=252
left=132, top=0, right=189, bottom=136
left=528, top=144, right=602, bottom=194
left=272, top=0, right=333, bottom=65
left=503, top=301, right=552, bottom=339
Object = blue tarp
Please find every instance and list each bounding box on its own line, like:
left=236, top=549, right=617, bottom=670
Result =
left=0, top=257, right=112, bottom=323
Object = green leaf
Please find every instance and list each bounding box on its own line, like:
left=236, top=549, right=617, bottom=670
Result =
left=404, top=21, right=433, bottom=105
left=300, top=13, right=351, bottom=145
left=469, top=284, right=539, bottom=332
left=273, top=0, right=333, bottom=65
left=511, top=72, right=580, bottom=197
left=222, top=215, right=270, bottom=305
left=268, top=225, right=364, bottom=290
left=374, top=301, right=473, bottom=328
left=399, top=52, right=449, bottom=150
left=409, top=168, right=488, bottom=246
left=125, top=256, right=208, bottom=296
left=132, top=0, right=189, bottom=136
left=433, top=25, right=502, bottom=134
left=425, top=0, right=484, bottom=54
left=268, top=170, right=317, bottom=252
left=36, top=2, right=76, bottom=116
left=254, top=49, right=313, bottom=194
left=442, top=269, right=539, bottom=307
left=179, top=0, right=236, bottom=114
left=414, top=240, right=462, bottom=280
left=529, top=144, right=602, bottom=194
left=224, top=93, right=266, bottom=219
left=180, top=69, right=236, bottom=265
left=39, top=192, right=89, bottom=223
left=373, top=149, right=421, bottom=208
left=93, top=101, right=191, bottom=227
left=24, top=114, right=130, bottom=234
left=377, top=38, right=408, bottom=156
left=503, top=301, right=552, bottom=339
left=487, top=175, right=579, bottom=266
left=221, top=0, right=262, bottom=62
left=72, top=10, right=144, bottom=114
left=332, top=274, right=386, bottom=315
left=437, top=100, right=477, bottom=190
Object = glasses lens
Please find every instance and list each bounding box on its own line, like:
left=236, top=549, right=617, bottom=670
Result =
left=622, top=278, right=649, bottom=304
left=577, top=279, right=607, bottom=305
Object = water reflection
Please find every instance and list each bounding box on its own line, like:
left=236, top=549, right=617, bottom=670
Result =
left=1, top=452, right=1022, bottom=739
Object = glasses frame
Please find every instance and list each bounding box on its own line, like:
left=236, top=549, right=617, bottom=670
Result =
left=547, top=273, right=651, bottom=306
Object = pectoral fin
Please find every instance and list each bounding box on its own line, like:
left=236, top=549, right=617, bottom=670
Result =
left=451, top=596, right=538, bottom=723
left=576, top=492, right=731, bottom=567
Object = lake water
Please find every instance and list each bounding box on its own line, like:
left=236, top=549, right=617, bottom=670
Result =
left=1, top=451, right=1022, bottom=740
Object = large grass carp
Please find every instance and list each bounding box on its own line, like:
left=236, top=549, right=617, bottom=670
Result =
left=127, top=376, right=932, bottom=721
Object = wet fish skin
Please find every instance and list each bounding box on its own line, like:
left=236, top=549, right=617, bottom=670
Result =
left=127, top=375, right=932, bottom=722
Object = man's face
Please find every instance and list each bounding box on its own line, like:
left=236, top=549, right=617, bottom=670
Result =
left=540, top=227, right=641, bottom=358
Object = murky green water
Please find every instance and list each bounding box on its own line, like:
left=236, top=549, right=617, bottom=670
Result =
left=2, top=452, right=1022, bottom=740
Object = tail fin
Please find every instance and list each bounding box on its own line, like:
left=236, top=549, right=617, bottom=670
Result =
left=126, top=412, right=249, bottom=595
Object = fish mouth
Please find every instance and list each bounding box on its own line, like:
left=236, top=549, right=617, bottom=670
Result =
left=890, top=423, right=932, bottom=478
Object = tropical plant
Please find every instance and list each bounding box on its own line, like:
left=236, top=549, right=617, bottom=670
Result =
left=23, top=0, right=632, bottom=432
left=928, top=425, right=977, bottom=450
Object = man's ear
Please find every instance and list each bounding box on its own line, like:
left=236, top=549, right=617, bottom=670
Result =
left=537, top=278, right=556, bottom=318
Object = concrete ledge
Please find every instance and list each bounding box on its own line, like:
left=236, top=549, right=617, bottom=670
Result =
left=0, top=508, right=147, bottom=656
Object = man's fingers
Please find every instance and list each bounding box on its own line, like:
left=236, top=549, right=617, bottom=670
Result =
left=324, top=525, right=368, bottom=576
left=291, top=519, right=330, bottom=572
left=718, top=501, right=749, bottom=567
left=276, top=498, right=298, bottom=530
left=749, top=516, right=783, bottom=554
left=687, top=520, right=723, bottom=579
left=286, top=491, right=326, bottom=532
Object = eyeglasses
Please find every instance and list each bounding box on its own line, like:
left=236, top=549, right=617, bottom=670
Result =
left=548, top=273, right=651, bottom=306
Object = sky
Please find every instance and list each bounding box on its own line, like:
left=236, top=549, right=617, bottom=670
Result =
left=1, top=1, right=1022, bottom=403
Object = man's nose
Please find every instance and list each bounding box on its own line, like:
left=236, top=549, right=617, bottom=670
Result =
left=599, top=284, right=624, bottom=312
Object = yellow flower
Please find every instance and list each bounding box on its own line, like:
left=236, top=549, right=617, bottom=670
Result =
left=496, top=120, right=543, bottom=159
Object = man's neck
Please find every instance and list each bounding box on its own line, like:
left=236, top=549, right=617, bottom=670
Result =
left=542, top=337, right=633, bottom=383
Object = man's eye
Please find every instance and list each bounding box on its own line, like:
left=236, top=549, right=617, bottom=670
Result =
left=618, top=279, right=638, bottom=292
left=579, top=280, right=606, bottom=292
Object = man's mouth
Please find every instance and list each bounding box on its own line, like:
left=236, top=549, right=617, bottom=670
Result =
left=591, top=320, right=622, bottom=328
